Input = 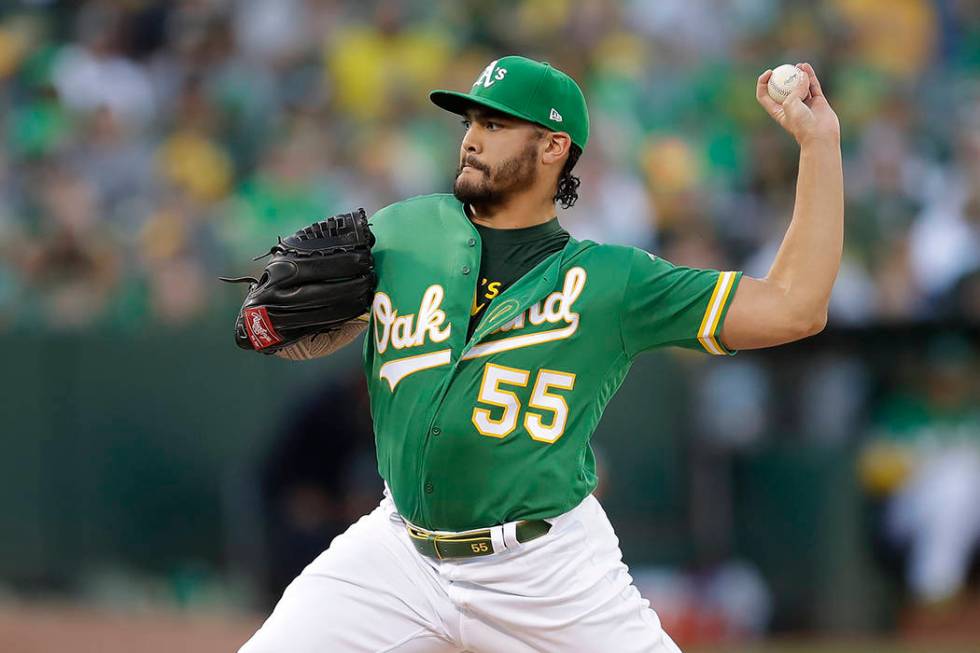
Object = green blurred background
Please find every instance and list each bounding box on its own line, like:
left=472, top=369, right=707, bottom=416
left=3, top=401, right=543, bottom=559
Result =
left=1, top=1, right=978, bottom=651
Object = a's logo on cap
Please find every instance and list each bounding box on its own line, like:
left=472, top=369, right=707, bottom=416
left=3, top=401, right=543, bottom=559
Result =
left=549, top=108, right=563, bottom=122
left=473, top=59, right=508, bottom=88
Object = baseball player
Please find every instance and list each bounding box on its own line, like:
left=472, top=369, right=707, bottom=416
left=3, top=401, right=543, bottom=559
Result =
left=240, top=56, right=842, bottom=652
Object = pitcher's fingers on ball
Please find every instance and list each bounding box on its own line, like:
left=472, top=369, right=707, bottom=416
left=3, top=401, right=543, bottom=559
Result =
left=756, top=69, right=782, bottom=119
left=794, top=63, right=813, bottom=101
left=799, top=62, right=824, bottom=98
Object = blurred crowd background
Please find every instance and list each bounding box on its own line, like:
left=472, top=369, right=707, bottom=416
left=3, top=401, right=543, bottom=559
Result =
left=1, top=0, right=980, bottom=330
left=1, top=0, right=979, bottom=651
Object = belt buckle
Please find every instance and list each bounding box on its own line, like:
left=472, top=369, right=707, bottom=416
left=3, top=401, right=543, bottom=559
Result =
left=431, top=537, right=445, bottom=560
left=407, top=524, right=444, bottom=560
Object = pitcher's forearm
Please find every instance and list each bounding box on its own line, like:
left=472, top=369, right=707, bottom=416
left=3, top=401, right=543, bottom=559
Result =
left=274, top=320, right=368, bottom=361
left=766, top=138, right=843, bottom=324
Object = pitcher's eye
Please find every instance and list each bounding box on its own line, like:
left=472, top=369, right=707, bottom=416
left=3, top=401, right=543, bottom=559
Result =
left=461, top=119, right=471, bottom=129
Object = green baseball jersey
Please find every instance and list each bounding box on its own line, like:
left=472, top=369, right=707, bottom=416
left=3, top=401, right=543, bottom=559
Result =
left=364, top=194, right=741, bottom=531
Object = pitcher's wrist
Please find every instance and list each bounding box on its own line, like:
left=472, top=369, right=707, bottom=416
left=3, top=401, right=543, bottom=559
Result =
left=798, top=131, right=840, bottom=149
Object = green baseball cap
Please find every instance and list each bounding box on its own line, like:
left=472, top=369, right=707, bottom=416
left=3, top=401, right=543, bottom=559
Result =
left=430, top=55, right=590, bottom=151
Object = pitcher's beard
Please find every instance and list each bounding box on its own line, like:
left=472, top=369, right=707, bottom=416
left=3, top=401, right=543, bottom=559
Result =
left=453, top=143, right=538, bottom=212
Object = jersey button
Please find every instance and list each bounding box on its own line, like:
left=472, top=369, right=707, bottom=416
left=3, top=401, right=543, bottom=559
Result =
left=461, top=265, right=471, bottom=275
left=467, top=237, right=476, bottom=247
left=424, top=482, right=434, bottom=494
left=431, top=426, right=441, bottom=436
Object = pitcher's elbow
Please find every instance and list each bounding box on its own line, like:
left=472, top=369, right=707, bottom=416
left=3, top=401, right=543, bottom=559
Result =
left=798, top=310, right=828, bottom=339
left=778, top=308, right=827, bottom=343
left=811, top=312, right=828, bottom=336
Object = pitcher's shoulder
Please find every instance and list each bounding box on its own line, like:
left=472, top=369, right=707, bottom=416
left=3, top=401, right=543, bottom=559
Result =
left=371, top=193, right=461, bottom=224
left=564, top=239, right=644, bottom=272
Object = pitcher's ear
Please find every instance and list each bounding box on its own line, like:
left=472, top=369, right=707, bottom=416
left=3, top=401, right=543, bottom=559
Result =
left=542, top=132, right=572, bottom=165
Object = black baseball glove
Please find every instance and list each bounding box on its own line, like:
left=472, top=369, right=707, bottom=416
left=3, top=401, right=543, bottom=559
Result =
left=221, top=208, right=376, bottom=353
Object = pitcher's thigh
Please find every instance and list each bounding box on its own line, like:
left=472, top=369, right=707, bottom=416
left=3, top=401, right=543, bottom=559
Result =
left=555, top=581, right=682, bottom=653
left=463, top=577, right=680, bottom=653
left=239, top=507, right=462, bottom=653
left=238, top=571, right=460, bottom=653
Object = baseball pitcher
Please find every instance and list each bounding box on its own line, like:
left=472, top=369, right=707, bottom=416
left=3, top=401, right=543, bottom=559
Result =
left=236, top=56, right=843, bottom=652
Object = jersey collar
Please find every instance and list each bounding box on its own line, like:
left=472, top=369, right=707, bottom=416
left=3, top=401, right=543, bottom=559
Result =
left=464, top=237, right=594, bottom=349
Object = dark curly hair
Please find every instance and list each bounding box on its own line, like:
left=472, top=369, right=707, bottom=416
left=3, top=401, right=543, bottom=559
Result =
left=554, top=144, right=582, bottom=209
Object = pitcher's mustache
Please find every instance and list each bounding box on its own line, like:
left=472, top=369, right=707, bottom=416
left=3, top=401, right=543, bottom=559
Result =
left=459, top=157, right=490, bottom=174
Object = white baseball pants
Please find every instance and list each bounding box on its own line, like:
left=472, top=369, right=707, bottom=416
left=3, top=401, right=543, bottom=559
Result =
left=240, top=492, right=681, bottom=652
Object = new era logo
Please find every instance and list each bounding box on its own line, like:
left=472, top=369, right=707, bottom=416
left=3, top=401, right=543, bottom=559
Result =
left=549, top=108, right=563, bottom=122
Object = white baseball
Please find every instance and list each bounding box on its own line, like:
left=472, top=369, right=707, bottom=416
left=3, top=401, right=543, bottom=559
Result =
left=767, top=64, right=804, bottom=104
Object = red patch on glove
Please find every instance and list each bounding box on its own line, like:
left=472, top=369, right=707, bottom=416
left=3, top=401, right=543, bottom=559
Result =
left=243, top=307, right=283, bottom=350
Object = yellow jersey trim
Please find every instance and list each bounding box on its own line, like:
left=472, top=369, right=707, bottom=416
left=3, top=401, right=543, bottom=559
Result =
left=697, top=271, right=737, bottom=355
